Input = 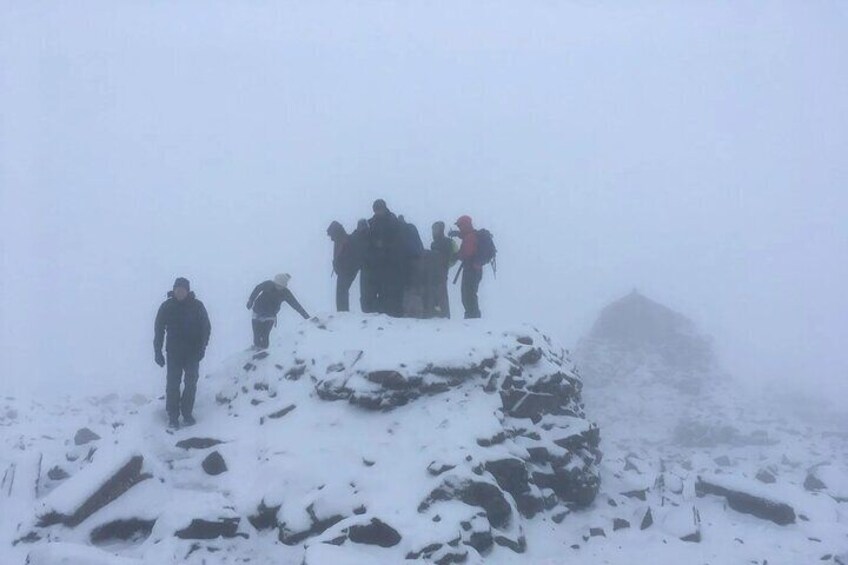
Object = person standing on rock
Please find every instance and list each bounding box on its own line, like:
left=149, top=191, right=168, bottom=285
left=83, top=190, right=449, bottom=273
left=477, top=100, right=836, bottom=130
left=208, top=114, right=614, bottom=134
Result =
left=366, top=199, right=404, bottom=317
left=453, top=215, right=483, bottom=319
left=353, top=219, right=372, bottom=313
left=247, top=273, right=310, bottom=349
left=154, top=277, right=211, bottom=429
left=327, top=221, right=366, bottom=312
left=429, top=221, right=456, bottom=318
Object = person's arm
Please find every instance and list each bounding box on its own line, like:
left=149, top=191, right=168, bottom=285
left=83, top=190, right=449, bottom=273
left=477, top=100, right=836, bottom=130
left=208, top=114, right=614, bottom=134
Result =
left=199, top=301, right=211, bottom=350
left=458, top=233, right=478, bottom=262
left=283, top=289, right=310, bottom=319
left=247, top=282, right=265, bottom=309
left=154, top=302, right=167, bottom=353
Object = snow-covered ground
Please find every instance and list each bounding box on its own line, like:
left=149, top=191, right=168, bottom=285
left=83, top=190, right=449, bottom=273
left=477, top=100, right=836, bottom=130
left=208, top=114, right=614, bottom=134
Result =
left=1, top=307, right=846, bottom=564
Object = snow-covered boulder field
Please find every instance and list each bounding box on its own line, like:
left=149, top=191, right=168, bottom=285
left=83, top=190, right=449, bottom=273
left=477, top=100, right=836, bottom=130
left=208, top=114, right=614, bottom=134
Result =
left=4, top=315, right=602, bottom=564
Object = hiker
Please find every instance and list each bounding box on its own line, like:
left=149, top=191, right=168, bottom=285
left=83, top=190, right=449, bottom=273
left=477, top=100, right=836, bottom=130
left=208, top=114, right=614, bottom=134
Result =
left=327, top=220, right=365, bottom=312
left=429, top=221, right=456, bottom=318
left=353, top=219, right=372, bottom=313
left=246, top=274, right=310, bottom=349
left=366, top=199, right=404, bottom=316
left=453, top=215, right=484, bottom=319
left=398, top=215, right=426, bottom=318
left=154, top=277, right=211, bottom=429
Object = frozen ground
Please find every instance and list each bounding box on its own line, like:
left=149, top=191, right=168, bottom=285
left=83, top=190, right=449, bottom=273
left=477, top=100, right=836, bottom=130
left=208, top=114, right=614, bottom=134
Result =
left=1, top=308, right=846, bottom=564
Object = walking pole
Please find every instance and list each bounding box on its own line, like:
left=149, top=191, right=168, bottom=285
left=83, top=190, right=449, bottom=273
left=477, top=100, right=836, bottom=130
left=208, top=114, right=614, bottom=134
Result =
left=452, top=263, right=464, bottom=285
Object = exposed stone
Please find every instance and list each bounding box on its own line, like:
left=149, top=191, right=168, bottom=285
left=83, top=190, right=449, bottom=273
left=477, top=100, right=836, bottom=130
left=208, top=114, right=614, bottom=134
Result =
left=347, top=518, right=401, bottom=547
left=74, top=428, right=101, bottom=446
left=176, top=518, right=241, bottom=540
left=613, top=518, right=630, bottom=531
left=90, top=518, right=155, bottom=544
left=756, top=470, right=777, bottom=484
left=176, top=438, right=224, bottom=450
left=248, top=501, right=280, bottom=531
left=696, top=477, right=795, bottom=525
left=202, top=451, right=228, bottom=476
left=47, top=466, right=70, bottom=481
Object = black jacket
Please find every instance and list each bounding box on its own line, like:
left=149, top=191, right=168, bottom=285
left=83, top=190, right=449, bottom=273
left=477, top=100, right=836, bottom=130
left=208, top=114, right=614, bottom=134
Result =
left=367, top=212, right=403, bottom=268
left=248, top=281, right=310, bottom=319
left=154, top=292, right=211, bottom=356
left=431, top=235, right=455, bottom=272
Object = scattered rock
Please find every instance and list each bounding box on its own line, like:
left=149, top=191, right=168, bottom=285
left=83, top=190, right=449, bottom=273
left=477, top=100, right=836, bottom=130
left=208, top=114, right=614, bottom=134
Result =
left=176, top=518, right=241, bottom=540
left=696, top=477, right=795, bottom=525
left=176, top=438, right=224, bottom=450
left=90, top=518, right=155, bottom=544
left=613, top=518, right=630, bottom=531
left=201, top=451, right=227, bottom=476
left=756, top=470, right=777, bottom=484
left=47, top=466, right=70, bottom=481
left=74, top=428, right=101, bottom=446
left=347, top=518, right=401, bottom=547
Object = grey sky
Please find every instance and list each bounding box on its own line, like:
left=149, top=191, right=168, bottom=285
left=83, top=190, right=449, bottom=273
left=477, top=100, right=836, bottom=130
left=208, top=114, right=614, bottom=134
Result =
left=2, top=2, right=846, bottom=404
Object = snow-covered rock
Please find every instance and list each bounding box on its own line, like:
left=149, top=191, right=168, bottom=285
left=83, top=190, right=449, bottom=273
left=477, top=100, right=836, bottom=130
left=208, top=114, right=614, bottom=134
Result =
left=5, top=315, right=601, bottom=564
left=576, top=290, right=723, bottom=393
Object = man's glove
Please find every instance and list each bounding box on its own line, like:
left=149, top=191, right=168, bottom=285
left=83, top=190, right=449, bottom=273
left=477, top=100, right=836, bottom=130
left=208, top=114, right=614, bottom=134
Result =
left=155, top=350, right=165, bottom=367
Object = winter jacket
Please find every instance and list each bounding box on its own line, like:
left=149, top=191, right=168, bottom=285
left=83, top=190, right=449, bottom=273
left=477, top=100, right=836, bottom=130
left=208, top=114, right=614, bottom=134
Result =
left=247, top=281, right=310, bottom=319
left=332, top=233, right=366, bottom=276
left=401, top=223, right=425, bottom=259
left=154, top=292, right=211, bottom=357
left=456, top=217, right=481, bottom=269
left=430, top=235, right=455, bottom=272
left=367, top=212, right=403, bottom=268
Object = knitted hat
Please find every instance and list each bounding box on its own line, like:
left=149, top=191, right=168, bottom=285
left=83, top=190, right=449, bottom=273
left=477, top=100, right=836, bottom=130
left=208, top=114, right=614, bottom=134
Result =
left=273, top=273, right=291, bottom=289
left=173, top=277, right=191, bottom=291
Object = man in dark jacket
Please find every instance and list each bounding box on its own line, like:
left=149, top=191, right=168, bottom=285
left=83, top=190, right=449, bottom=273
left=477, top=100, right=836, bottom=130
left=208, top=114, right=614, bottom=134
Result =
left=366, top=199, right=404, bottom=317
left=429, top=221, right=455, bottom=318
left=154, top=277, right=211, bottom=429
left=327, top=221, right=365, bottom=312
left=247, top=273, right=310, bottom=349
left=353, top=219, right=372, bottom=313
left=397, top=215, right=426, bottom=318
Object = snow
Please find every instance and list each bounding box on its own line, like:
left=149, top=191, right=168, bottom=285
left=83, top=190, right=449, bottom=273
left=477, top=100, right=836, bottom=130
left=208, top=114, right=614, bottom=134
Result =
left=1, top=308, right=846, bottom=564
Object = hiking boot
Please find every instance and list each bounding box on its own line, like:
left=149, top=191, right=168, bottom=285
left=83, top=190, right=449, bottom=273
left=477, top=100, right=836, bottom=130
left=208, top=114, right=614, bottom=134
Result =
left=182, top=414, right=196, bottom=427
left=168, top=416, right=180, bottom=430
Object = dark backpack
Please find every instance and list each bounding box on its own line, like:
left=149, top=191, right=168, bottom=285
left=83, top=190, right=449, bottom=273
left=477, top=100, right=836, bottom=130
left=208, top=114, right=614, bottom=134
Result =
left=475, top=229, right=497, bottom=266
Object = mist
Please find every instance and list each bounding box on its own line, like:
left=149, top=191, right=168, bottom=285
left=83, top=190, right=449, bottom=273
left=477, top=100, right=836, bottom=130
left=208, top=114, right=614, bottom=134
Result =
left=2, top=1, right=846, bottom=408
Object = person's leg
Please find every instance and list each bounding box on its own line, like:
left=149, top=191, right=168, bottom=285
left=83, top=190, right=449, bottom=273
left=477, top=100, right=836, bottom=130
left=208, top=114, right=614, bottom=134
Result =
left=438, top=275, right=450, bottom=319
left=252, top=319, right=262, bottom=348
left=336, top=271, right=355, bottom=312
left=260, top=320, right=274, bottom=349
left=461, top=267, right=482, bottom=319
left=181, top=358, right=200, bottom=421
left=165, top=352, right=184, bottom=423
left=373, top=266, right=387, bottom=314
left=469, top=268, right=482, bottom=318
left=360, top=268, right=375, bottom=313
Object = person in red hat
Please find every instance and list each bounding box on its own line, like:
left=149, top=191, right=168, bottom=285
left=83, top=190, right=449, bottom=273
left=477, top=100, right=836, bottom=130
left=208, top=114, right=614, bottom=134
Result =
left=454, top=215, right=483, bottom=319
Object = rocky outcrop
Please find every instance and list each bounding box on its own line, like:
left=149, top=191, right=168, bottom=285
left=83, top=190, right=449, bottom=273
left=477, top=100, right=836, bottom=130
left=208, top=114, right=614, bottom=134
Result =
left=16, top=316, right=601, bottom=564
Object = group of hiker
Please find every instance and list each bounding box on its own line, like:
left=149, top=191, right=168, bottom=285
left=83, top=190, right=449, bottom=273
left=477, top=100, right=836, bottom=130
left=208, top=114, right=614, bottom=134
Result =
left=327, top=198, right=496, bottom=320
left=153, top=199, right=495, bottom=429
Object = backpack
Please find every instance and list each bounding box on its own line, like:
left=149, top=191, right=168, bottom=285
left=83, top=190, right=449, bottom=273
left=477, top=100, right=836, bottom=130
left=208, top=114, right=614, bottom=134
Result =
left=475, top=229, right=497, bottom=267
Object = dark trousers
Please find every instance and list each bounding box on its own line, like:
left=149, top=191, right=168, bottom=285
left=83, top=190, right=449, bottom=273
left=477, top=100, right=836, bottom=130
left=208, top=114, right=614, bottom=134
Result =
left=252, top=319, right=275, bottom=349
left=336, top=270, right=358, bottom=312
left=371, top=266, right=403, bottom=317
left=461, top=266, right=482, bottom=319
left=433, top=274, right=450, bottom=319
left=360, top=268, right=376, bottom=313
left=166, top=352, right=200, bottom=420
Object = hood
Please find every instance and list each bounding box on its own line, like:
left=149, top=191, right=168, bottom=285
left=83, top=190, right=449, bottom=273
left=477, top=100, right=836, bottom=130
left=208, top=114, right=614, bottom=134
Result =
left=167, top=291, right=196, bottom=301
left=455, top=215, right=474, bottom=233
